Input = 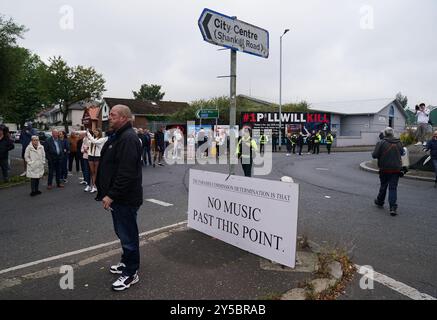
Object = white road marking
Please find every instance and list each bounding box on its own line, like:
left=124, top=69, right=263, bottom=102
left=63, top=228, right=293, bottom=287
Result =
left=356, top=264, right=436, bottom=300
left=316, top=168, right=329, bottom=171
left=146, top=199, right=174, bottom=207
left=0, top=221, right=187, bottom=276
left=324, top=196, right=331, bottom=199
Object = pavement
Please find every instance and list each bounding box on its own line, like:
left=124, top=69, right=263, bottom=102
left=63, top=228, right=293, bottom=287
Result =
left=0, top=224, right=317, bottom=300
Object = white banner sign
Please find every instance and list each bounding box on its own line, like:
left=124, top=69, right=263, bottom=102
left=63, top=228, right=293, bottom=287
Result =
left=188, top=169, right=299, bottom=268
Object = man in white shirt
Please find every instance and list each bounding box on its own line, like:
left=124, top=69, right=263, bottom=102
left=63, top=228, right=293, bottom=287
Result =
left=416, top=103, right=431, bottom=146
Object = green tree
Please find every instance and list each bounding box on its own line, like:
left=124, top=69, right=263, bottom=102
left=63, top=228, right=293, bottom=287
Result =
left=0, top=50, right=50, bottom=126
left=45, top=56, right=106, bottom=133
left=0, top=15, right=28, bottom=99
left=396, top=92, right=408, bottom=110
left=133, top=84, right=165, bottom=101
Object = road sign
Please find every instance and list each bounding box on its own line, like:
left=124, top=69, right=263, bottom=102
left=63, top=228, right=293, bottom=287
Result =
left=196, top=109, right=219, bottom=119
left=198, top=8, right=269, bottom=58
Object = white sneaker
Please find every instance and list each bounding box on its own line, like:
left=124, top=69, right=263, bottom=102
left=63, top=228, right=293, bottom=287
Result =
left=415, top=142, right=422, bottom=146
left=110, top=262, right=126, bottom=275
left=20, top=172, right=26, bottom=177
left=90, top=186, right=97, bottom=193
left=112, top=273, right=139, bottom=291
left=84, top=185, right=91, bottom=192
left=80, top=181, right=87, bottom=185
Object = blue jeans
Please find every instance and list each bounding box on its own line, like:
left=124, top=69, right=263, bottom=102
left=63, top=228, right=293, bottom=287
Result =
left=143, top=148, right=152, bottom=166
left=81, top=158, right=90, bottom=185
left=111, top=203, right=140, bottom=276
left=48, top=158, right=62, bottom=186
left=377, top=172, right=400, bottom=209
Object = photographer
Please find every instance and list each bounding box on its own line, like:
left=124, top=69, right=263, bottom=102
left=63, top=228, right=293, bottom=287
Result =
left=415, top=103, right=431, bottom=146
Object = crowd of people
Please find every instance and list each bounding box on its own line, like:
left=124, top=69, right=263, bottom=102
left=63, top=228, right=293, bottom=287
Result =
left=1, top=103, right=437, bottom=292
left=1, top=109, right=436, bottom=196
left=283, top=130, right=335, bottom=156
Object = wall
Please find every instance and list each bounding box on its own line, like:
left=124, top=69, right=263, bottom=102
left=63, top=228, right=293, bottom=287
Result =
left=68, top=110, right=85, bottom=128
left=372, top=103, right=406, bottom=136
left=336, top=131, right=379, bottom=147
left=340, top=115, right=372, bottom=136
left=134, top=116, right=148, bottom=129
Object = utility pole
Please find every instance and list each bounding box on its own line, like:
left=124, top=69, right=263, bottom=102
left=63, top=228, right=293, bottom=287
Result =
left=230, top=49, right=237, bottom=176
left=279, top=28, right=290, bottom=151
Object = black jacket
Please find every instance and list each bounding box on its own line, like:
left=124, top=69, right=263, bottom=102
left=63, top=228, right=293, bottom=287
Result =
left=155, top=130, right=165, bottom=149
left=425, top=139, right=437, bottom=160
left=0, top=136, right=14, bottom=160
left=44, top=137, right=63, bottom=161
left=143, top=133, right=151, bottom=150
left=296, top=135, right=304, bottom=147
left=96, top=123, right=143, bottom=207
left=372, top=137, right=404, bottom=172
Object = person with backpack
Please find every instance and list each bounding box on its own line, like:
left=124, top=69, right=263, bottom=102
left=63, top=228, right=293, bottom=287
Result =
left=372, top=127, right=405, bottom=216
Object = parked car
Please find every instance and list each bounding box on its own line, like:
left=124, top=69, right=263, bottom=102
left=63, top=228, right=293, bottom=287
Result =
left=13, top=131, right=20, bottom=143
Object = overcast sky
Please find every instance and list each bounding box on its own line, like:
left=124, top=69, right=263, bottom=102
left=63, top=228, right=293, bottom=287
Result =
left=1, top=0, right=436, bottom=108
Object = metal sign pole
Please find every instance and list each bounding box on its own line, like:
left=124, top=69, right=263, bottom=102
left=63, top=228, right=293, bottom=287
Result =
left=230, top=49, right=237, bottom=176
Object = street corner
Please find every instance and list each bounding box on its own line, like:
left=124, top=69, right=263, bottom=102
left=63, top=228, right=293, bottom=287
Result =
left=360, top=159, right=435, bottom=182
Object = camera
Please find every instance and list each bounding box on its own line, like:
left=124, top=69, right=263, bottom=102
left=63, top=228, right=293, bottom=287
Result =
left=399, top=167, right=409, bottom=177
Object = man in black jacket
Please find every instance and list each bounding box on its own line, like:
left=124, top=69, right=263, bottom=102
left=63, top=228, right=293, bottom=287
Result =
left=0, top=125, right=14, bottom=183
left=372, top=127, right=405, bottom=216
left=44, top=129, right=64, bottom=189
left=153, top=126, right=165, bottom=167
left=96, top=105, right=143, bottom=291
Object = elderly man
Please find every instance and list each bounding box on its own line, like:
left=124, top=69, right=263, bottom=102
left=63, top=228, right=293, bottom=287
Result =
left=44, top=129, right=64, bottom=189
left=372, top=127, right=405, bottom=216
left=96, top=105, right=143, bottom=291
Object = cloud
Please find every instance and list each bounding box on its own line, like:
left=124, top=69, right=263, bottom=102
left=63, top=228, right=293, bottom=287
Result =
left=1, top=0, right=436, bottom=106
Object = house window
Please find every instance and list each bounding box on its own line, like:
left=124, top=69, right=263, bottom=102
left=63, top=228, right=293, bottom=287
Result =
left=389, top=105, right=395, bottom=128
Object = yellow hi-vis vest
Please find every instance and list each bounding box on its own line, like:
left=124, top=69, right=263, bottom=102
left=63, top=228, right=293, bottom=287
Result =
left=259, top=135, right=269, bottom=145
left=315, top=134, right=322, bottom=144
left=326, top=135, right=333, bottom=144
left=236, top=137, right=258, bottom=158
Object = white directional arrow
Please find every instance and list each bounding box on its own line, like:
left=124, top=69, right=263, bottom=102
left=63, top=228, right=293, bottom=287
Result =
left=198, top=8, right=269, bottom=59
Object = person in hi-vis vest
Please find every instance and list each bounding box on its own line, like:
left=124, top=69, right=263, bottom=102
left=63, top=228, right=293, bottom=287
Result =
left=326, top=132, right=334, bottom=154
left=236, top=127, right=258, bottom=177
left=313, top=131, right=322, bottom=154
left=259, top=132, right=268, bottom=155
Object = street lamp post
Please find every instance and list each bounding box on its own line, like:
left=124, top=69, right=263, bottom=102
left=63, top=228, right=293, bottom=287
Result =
left=279, top=28, right=290, bottom=152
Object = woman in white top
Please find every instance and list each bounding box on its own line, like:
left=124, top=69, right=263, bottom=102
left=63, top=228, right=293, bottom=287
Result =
left=86, top=128, right=108, bottom=193
left=25, top=135, right=45, bottom=196
left=172, top=128, right=183, bottom=160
